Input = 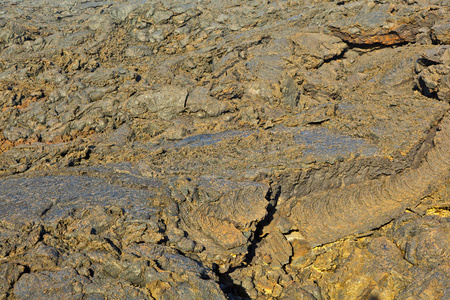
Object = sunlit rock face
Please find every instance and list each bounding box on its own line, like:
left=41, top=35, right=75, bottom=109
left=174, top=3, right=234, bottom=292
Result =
left=0, top=0, right=449, bottom=299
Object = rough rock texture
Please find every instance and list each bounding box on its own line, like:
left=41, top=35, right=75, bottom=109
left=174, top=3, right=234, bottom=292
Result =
left=0, top=0, right=450, bottom=299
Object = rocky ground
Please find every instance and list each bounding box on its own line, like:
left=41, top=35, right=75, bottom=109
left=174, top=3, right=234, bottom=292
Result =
left=0, top=0, right=449, bottom=299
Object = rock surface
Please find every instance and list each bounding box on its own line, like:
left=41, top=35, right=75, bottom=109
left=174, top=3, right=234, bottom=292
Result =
left=0, top=0, right=449, bottom=299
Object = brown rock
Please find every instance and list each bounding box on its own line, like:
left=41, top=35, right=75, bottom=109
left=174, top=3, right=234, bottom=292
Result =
left=257, top=230, right=292, bottom=268
left=431, top=21, right=450, bottom=45
left=255, top=276, right=276, bottom=295
left=290, top=33, right=348, bottom=69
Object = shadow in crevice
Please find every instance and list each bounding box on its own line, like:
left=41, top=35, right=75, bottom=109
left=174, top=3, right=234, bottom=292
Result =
left=416, top=76, right=439, bottom=100
left=217, top=271, right=252, bottom=300
left=214, top=185, right=281, bottom=299
left=344, top=40, right=410, bottom=51
left=243, top=184, right=281, bottom=266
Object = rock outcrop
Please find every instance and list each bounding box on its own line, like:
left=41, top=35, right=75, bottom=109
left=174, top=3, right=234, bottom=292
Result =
left=0, top=0, right=449, bottom=299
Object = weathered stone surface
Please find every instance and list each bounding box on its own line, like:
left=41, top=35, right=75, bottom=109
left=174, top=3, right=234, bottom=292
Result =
left=0, top=263, right=25, bottom=299
left=290, top=33, right=348, bottom=69
left=416, top=46, right=450, bottom=102
left=186, top=86, right=232, bottom=117
left=0, top=180, right=228, bottom=299
left=279, top=284, right=318, bottom=300
left=256, top=230, right=292, bottom=269
left=280, top=114, right=450, bottom=246
left=327, top=2, right=422, bottom=46
left=13, top=268, right=91, bottom=300
left=0, top=174, right=162, bottom=226
left=431, top=21, right=450, bottom=45
left=320, top=237, right=413, bottom=300
left=175, top=177, right=269, bottom=265
left=396, top=261, right=450, bottom=300
left=124, top=86, right=188, bottom=120
left=0, top=0, right=450, bottom=299
left=391, top=215, right=450, bottom=270
left=125, top=45, right=153, bottom=58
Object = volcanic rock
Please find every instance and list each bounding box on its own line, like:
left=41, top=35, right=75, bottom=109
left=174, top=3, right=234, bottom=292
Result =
left=0, top=0, right=450, bottom=299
